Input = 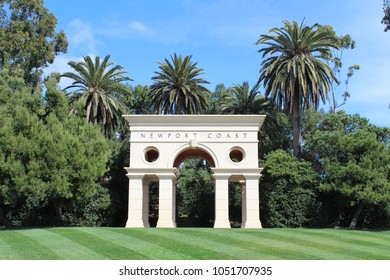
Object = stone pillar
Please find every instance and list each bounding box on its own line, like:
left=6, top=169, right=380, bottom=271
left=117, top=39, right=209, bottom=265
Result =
left=213, top=173, right=231, bottom=228
left=157, top=172, right=177, bottom=228
left=242, top=174, right=262, bottom=228
left=142, top=179, right=150, bottom=227
left=125, top=174, right=146, bottom=227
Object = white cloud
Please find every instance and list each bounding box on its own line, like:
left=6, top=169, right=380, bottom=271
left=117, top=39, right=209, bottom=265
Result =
left=129, top=21, right=148, bottom=33
left=68, top=19, right=99, bottom=55
left=95, top=19, right=152, bottom=39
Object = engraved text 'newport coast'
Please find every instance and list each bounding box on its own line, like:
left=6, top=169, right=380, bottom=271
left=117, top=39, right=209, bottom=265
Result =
left=136, top=132, right=249, bottom=140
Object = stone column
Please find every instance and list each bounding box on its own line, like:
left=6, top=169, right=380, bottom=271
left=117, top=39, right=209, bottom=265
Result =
left=125, top=174, right=145, bottom=228
left=156, top=172, right=177, bottom=228
left=142, top=179, right=150, bottom=227
left=242, top=174, right=262, bottom=228
left=213, top=173, right=231, bottom=228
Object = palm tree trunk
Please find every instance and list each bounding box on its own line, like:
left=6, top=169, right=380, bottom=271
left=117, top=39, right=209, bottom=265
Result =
left=292, top=92, right=301, bottom=159
left=86, top=102, right=92, bottom=123
left=349, top=202, right=363, bottom=230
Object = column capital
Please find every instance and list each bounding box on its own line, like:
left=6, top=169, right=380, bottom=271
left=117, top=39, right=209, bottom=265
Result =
left=211, top=168, right=231, bottom=180
left=151, top=168, right=177, bottom=180
left=244, top=173, right=262, bottom=180
left=157, top=173, right=177, bottom=180
left=126, top=173, right=144, bottom=180
left=212, top=174, right=231, bottom=180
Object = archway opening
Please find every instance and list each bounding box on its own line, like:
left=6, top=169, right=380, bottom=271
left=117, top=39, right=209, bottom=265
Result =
left=227, top=175, right=246, bottom=228
left=148, top=181, right=159, bottom=227
left=174, top=148, right=216, bottom=227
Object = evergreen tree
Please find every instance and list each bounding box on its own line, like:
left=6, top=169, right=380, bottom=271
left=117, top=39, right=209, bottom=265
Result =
left=303, top=111, right=390, bottom=229
left=0, top=69, right=111, bottom=226
left=0, top=0, right=68, bottom=88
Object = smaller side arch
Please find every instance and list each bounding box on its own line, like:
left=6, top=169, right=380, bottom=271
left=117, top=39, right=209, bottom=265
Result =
left=168, top=143, right=219, bottom=168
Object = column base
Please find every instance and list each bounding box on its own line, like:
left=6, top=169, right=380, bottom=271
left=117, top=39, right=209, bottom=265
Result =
left=241, top=220, right=262, bottom=229
left=125, top=220, right=149, bottom=228
left=156, top=220, right=176, bottom=228
left=214, top=220, right=231, bottom=228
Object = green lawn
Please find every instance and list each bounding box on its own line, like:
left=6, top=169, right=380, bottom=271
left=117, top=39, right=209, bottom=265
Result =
left=0, top=227, right=389, bottom=260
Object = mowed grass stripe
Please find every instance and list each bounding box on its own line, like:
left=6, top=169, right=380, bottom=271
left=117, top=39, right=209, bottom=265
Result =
left=77, top=227, right=185, bottom=260
left=160, top=228, right=293, bottom=259
left=141, top=228, right=281, bottom=260
left=0, top=229, right=57, bottom=259
left=196, top=228, right=390, bottom=260
left=19, top=228, right=105, bottom=259
left=319, top=228, right=390, bottom=241
left=259, top=229, right=390, bottom=259
left=185, top=228, right=350, bottom=260
left=219, top=229, right=372, bottom=260
left=238, top=231, right=372, bottom=260
left=115, top=228, right=235, bottom=259
left=0, top=230, right=26, bottom=259
left=267, top=229, right=390, bottom=259
left=105, top=227, right=206, bottom=259
left=50, top=228, right=148, bottom=260
left=286, top=228, right=390, bottom=247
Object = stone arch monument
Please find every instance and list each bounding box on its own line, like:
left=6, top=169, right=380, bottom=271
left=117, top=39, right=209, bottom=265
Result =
left=123, top=115, right=266, bottom=228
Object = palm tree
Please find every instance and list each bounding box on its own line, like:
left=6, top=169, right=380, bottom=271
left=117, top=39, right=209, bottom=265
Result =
left=62, top=55, right=131, bottom=136
left=256, top=20, right=340, bottom=158
left=221, top=81, right=270, bottom=114
left=150, top=53, right=210, bottom=114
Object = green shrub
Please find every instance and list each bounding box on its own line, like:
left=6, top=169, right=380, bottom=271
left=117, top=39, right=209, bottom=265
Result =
left=260, top=150, right=318, bottom=228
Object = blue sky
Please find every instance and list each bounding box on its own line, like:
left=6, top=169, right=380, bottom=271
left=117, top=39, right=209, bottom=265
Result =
left=45, top=0, right=389, bottom=127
